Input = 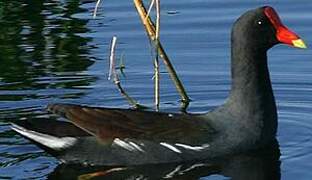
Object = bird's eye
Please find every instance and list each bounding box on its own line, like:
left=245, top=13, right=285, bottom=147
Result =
left=256, top=19, right=267, bottom=26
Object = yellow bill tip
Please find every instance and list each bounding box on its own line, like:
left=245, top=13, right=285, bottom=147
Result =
left=292, top=39, right=307, bottom=49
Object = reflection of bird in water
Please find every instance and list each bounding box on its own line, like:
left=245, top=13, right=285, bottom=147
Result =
left=48, top=140, right=280, bottom=180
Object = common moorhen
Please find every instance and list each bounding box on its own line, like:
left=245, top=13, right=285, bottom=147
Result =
left=11, top=6, right=307, bottom=166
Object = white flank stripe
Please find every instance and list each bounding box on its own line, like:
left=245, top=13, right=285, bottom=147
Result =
left=128, top=142, right=145, bottom=152
left=175, top=143, right=210, bottom=151
left=113, top=139, right=145, bottom=152
left=160, top=142, right=182, bottom=153
left=113, top=138, right=136, bottom=152
left=11, top=123, right=77, bottom=150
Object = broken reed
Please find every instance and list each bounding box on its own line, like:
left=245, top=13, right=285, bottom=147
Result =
left=108, top=36, right=143, bottom=109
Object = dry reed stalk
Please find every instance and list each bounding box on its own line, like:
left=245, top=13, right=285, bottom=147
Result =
left=109, top=36, right=143, bottom=109
left=144, top=0, right=160, bottom=110
left=146, top=0, right=155, bottom=18
left=93, top=0, right=102, bottom=18
left=133, top=0, right=190, bottom=106
left=154, top=0, right=160, bottom=110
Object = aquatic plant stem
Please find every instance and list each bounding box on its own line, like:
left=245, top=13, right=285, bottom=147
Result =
left=154, top=0, right=160, bottom=111
left=93, top=0, right=102, bottom=18
left=133, top=0, right=190, bottom=106
left=109, top=36, right=144, bottom=109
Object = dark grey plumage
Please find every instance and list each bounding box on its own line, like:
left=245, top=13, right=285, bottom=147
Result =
left=11, top=6, right=304, bottom=166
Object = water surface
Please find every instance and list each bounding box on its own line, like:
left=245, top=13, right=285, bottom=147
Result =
left=0, top=0, right=312, bottom=179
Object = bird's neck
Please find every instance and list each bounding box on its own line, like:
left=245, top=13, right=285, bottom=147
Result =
left=229, top=44, right=273, bottom=101
left=226, top=41, right=277, bottom=138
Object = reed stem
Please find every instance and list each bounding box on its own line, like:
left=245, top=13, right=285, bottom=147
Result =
left=109, top=36, right=145, bottom=109
left=133, top=0, right=190, bottom=105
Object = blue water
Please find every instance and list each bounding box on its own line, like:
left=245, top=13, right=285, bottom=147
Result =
left=0, top=0, right=312, bottom=179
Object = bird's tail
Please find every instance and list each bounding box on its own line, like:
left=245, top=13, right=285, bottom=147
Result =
left=11, top=119, right=89, bottom=155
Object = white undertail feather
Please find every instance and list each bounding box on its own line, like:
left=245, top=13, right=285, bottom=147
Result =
left=11, top=123, right=77, bottom=150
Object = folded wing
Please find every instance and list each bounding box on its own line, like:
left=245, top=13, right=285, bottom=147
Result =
left=47, top=104, right=216, bottom=144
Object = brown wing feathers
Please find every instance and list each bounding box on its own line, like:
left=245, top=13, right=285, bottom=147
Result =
left=47, top=104, right=211, bottom=143
left=48, top=104, right=143, bottom=140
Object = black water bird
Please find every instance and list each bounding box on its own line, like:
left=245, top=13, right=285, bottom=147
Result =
left=11, top=6, right=306, bottom=166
